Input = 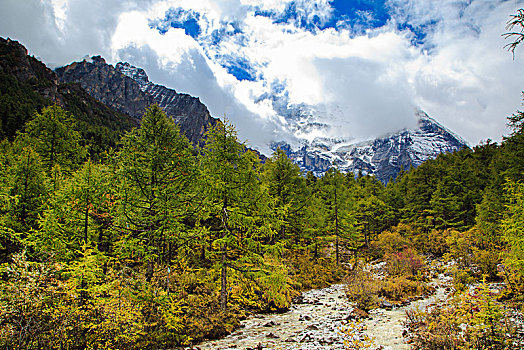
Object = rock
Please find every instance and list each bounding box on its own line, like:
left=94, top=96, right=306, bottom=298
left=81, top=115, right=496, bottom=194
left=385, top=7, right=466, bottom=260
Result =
left=299, top=314, right=312, bottom=321
left=267, top=332, right=279, bottom=339
left=306, top=324, right=319, bottom=330
left=381, top=301, right=393, bottom=310
left=292, top=295, right=305, bottom=304
left=300, top=334, right=313, bottom=343
left=262, top=321, right=278, bottom=327
left=347, top=308, right=370, bottom=320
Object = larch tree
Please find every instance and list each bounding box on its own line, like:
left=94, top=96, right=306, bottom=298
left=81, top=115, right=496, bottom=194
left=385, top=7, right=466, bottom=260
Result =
left=261, top=148, right=309, bottom=246
left=200, top=121, right=273, bottom=310
left=114, top=104, right=196, bottom=282
left=19, top=105, right=85, bottom=173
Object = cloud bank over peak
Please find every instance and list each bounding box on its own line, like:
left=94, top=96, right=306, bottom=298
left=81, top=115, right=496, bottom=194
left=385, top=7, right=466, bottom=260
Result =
left=1, top=0, right=524, bottom=152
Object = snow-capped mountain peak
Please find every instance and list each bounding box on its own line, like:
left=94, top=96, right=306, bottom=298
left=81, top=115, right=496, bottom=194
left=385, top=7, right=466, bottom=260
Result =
left=273, top=110, right=468, bottom=182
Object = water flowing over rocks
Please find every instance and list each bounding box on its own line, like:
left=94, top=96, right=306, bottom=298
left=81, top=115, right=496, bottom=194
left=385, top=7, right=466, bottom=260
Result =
left=196, top=284, right=354, bottom=350
left=363, top=275, right=452, bottom=350
left=194, top=265, right=454, bottom=350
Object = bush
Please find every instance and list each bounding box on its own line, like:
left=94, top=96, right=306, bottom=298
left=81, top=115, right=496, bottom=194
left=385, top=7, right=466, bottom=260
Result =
left=446, top=227, right=501, bottom=281
left=379, top=275, right=432, bottom=302
left=371, top=229, right=411, bottom=258
left=384, top=247, right=426, bottom=277
left=405, top=283, right=524, bottom=349
left=287, top=253, right=345, bottom=290
left=345, top=265, right=381, bottom=311
left=417, top=229, right=451, bottom=256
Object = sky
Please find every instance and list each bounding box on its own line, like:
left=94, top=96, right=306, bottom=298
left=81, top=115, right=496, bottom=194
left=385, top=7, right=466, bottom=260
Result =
left=1, top=0, right=524, bottom=153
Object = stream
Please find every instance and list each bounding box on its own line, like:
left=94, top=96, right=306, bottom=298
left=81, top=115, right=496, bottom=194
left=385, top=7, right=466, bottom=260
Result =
left=195, top=275, right=451, bottom=350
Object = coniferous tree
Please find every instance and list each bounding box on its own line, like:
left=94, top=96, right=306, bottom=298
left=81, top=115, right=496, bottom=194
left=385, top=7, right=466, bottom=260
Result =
left=34, top=161, right=111, bottom=260
left=8, top=146, right=46, bottom=234
left=200, top=121, right=273, bottom=310
left=18, top=105, right=85, bottom=172
left=261, top=148, right=309, bottom=246
left=114, top=104, right=196, bottom=282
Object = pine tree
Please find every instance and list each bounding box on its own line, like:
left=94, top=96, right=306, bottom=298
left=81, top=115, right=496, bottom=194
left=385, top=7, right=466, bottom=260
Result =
left=114, top=105, right=196, bottom=281
left=18, top=105, right=85, bottom=172
left=200, top=121, right=271, bottom=310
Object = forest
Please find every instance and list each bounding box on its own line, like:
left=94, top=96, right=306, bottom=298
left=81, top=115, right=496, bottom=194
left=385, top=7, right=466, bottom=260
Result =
left=0, top=99, right=523, bottom=349
left=1, top=10, right=524, bottom=350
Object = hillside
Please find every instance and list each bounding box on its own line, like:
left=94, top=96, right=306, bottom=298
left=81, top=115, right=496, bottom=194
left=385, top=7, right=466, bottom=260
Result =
left=0, top=37, right=136, bottom=155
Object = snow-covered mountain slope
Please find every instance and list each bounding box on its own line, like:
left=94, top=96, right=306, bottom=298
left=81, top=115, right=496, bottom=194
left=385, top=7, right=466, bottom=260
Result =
left=273, top=111, right=469, bottom=183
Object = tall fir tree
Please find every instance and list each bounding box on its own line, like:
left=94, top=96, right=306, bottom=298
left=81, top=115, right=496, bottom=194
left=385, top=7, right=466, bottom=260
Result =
left=113, top=104, right=196, bottom=281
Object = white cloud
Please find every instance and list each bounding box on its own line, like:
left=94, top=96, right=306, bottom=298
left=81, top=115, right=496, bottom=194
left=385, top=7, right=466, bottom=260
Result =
left=1, top=0, right=524, bottom=151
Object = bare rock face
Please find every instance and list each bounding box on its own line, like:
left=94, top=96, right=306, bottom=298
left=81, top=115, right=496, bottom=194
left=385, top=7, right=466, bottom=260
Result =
left=55, top=58, right=218, bottom=145
left=0, top=37, right=59, bottom=102
left=115, top=62, right=218, bottom=146
left=55, top=57, right=151, bottom=121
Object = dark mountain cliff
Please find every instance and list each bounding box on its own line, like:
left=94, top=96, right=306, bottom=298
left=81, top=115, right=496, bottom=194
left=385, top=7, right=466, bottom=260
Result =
left=56, top=58, right=218, bottom=145
left=0, top=37, right=135, bottom=152
left=116, top=62, right=218, bottom=146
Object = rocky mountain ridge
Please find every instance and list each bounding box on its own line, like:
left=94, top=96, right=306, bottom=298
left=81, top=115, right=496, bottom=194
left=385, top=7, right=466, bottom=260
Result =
left=0, top=37, right=136, bottom=150
left=56, top=58, right=217, bottom=145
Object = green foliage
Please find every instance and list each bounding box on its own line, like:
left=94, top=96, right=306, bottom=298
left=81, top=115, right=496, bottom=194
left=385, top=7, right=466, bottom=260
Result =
left=261, top=148, right=309, bottom=246
left=6, top=146, right=47, bottom=233
left=200, top=120, right=278, bottom=310
left=406, top=283, right=522, bottom=349
left=345, top=265, right=381, bottom=311
left=502, top=180, right=524, bottom=279
left=17, top=105, right=86, bottom=172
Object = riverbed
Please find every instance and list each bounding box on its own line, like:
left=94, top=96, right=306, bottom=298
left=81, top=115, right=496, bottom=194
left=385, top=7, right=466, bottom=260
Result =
left=195, top=275, right=451, bottom=350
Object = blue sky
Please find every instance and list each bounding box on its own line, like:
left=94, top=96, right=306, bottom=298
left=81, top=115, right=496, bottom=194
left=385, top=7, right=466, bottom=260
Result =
left=1, top=0, right=524, bottom=152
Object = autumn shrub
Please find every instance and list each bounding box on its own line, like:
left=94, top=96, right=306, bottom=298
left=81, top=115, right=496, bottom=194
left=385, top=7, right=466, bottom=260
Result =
left=287, top=253, right=345, bottom=290
left=384, top=247, right=426, bottom=277
left=379, top=275, right=432, bottom=302
left=371, top=229, right=411, bottom=258
left=405, top=283, right=524, bottom=349
left=345, top=265, right=381, bottom=311
left=0, top=252, right=77, bottom=349
left=446, top=227, right=501, bottom=281
left=415, top=228, right=451, bottom=256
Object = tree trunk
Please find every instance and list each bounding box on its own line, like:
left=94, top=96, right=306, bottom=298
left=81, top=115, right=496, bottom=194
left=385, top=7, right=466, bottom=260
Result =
left=364, top=222, right=369, bottom=248
left=220, top=245, right=227, bottom=310
left=145, top=260, right=154, bottom=282
left=220, top=200, right=229, bottom=311
left=83, top=206, right=89, bottom=244
left=335, top=187, right=339, bottom=265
